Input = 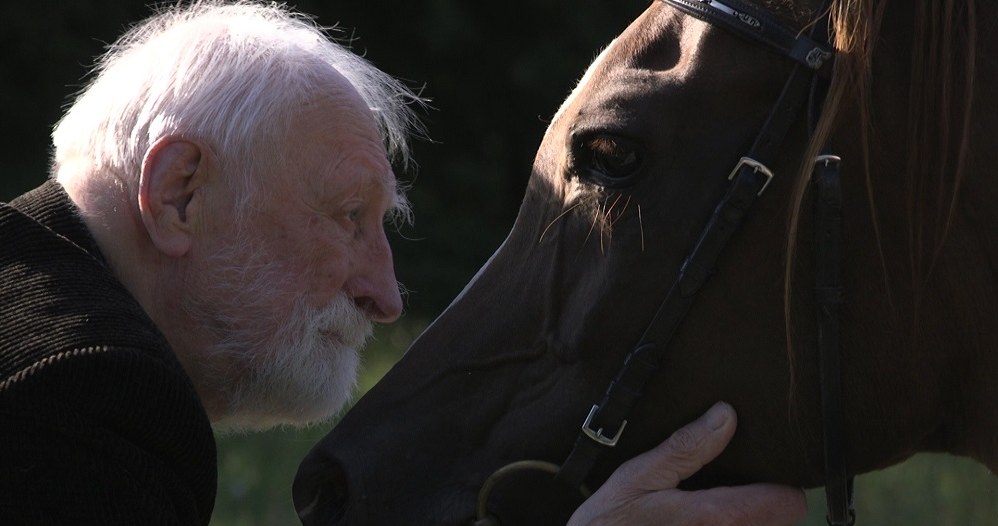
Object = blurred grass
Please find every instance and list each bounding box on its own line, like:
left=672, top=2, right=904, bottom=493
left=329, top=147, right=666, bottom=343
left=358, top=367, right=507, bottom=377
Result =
left=211, top=320, right=998, bottom=525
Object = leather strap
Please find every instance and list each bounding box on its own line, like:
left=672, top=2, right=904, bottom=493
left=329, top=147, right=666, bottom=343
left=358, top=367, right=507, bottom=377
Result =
left=557, top=62, right=820, bottom=490
left=557, top=162, right=773, bottom=487
left=813, top=155, right=855, bottom=526
left=556, top=0, right=837, bottom=497
left=662, top=0, right=833, bottom=78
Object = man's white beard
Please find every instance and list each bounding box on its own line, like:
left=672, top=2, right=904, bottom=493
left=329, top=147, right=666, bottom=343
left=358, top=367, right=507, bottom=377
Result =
left=183, top=234, right=374, bottom=433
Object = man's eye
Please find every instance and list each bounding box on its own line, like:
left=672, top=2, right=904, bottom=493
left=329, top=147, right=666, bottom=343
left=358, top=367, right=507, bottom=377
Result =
left=340, top=204, right=364, bottom=223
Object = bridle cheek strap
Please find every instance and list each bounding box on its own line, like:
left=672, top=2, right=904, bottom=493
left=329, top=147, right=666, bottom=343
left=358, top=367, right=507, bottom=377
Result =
left=814, top=154, right=855, bottom=526
left=556, top=2, right=856, bottom=525
left=556, top=158, right=774, bottom=489
left=557, top=3, right=829, bottom=490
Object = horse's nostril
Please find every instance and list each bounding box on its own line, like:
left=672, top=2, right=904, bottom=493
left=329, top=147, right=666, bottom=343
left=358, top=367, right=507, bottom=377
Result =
left=293, top=455, right=350, bottom=525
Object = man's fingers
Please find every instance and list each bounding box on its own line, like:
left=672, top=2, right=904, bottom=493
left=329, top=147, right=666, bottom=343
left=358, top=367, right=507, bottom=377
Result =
left=607, top=402, right=738, bottom=491
left=588, top=484, right=808, bottom=526
left=567, top=402, right=808, bottom=526
left=660, top=401, right=738, bottom=477
left=685, top=484, right=808, bottom=526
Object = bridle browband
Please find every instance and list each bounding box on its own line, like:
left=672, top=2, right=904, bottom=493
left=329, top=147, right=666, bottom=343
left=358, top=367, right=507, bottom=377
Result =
left=474, top=1, right=854, bottom=525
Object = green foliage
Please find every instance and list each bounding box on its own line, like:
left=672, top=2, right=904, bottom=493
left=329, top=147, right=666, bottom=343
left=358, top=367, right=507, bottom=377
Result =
left=801, top=454, right=998, bottom=526
left=212, top=427, right=328, bottom=526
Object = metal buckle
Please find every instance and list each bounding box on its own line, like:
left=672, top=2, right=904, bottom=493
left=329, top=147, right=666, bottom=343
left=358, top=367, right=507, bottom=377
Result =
left=582, top=404, right=627, bottom=447
left=707, top=0, right=762, bottom=30
left=815, top=154, right=842, bottom=167
left=806, top=47, right=833, bottom=70
left=728, top=156, right=775, bottom=196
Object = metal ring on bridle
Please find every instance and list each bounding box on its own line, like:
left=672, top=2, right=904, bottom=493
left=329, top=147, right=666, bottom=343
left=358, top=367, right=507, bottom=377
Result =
left=472, top=460, right=592, bottom=525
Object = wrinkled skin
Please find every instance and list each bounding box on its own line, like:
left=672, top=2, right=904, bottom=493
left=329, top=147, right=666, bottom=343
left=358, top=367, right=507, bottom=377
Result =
left=295, top=1, right=998, bottom=524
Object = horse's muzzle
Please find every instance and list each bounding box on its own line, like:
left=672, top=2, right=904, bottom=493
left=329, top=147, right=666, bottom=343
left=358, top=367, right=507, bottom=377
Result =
left=293, top=451, right=350, bottom=526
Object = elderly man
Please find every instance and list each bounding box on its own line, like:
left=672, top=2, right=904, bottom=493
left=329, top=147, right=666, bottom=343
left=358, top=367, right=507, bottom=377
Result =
left=0, top=2, right=805, bottom=525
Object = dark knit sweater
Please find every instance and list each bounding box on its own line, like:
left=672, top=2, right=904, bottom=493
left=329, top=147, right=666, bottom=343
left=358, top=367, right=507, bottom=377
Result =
left=0, top=181, right=216, bottom=525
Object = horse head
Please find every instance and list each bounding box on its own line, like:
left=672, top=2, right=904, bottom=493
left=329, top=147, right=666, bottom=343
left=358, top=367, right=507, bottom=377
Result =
left=295, top=1, right=998, bottom=524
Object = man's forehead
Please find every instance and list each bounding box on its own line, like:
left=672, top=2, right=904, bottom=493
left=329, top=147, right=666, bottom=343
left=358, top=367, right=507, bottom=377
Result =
left=316, top=157, right=404, bottom=207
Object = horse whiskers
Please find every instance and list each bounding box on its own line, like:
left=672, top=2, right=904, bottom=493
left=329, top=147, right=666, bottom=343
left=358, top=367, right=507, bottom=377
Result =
left=603, top=194, right=623, bottom=233
left=600, top=194, right=633, bottom=255
left=607, top=195, right=632, bottom=230
left=599, top=200, right=609, bottom=255
left=539, top=202, right=584, bottom=243
left=543, top=193, right=636, bottom=254
left=583, top=203, right=602, bottom=253
left=638, top=204, right=645, bottom=252
left=595, top=195, right=617, bottom=255
left=606, top=193, right=643, bottom=253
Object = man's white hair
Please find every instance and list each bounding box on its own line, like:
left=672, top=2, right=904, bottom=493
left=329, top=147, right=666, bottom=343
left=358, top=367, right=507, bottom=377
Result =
left=52, top=0, right=423, bottom=207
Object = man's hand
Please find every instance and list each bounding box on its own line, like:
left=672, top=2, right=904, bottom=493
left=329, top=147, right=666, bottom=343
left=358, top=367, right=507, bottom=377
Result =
left=567, top=402, right=807, bottom=526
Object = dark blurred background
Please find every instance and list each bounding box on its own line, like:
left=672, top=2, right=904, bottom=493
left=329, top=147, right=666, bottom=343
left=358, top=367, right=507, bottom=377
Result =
left=0, top=0, right=646, bottom=318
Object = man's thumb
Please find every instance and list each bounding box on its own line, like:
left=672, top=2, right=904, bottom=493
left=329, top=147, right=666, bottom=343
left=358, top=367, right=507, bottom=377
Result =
left=618, top=402, right=738, bottom=490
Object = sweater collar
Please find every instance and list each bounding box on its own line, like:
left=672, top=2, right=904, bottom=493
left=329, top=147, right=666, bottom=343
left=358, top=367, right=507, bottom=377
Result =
left=9, top=180, right=109, bottom=266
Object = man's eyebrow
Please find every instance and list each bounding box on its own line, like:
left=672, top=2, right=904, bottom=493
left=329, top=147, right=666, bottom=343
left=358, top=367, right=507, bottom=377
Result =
left=386, top=186, right=413, bottom=226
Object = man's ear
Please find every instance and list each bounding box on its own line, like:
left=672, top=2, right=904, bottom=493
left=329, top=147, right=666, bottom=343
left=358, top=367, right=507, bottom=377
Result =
left=138, top=137, right=210, bottom=257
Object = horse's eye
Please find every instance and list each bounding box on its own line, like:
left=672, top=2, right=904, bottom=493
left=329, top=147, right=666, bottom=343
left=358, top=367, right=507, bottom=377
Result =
left=573, top=134, right=643, bottom=187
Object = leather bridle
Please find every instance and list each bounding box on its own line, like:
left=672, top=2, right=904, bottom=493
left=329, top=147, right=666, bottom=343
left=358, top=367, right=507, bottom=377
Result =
left=474, top=1, right=854, bottom=525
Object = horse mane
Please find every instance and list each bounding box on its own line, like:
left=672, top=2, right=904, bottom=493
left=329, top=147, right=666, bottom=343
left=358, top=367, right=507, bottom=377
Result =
left=783, top=0, right=978, bottom=373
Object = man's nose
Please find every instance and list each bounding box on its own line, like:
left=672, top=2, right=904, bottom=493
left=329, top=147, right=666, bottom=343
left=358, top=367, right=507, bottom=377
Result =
left=347, top=232, right=402, bottom=323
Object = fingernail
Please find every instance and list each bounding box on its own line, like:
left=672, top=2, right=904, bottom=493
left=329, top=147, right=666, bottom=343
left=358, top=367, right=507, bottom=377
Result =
left=705, top=402, right=732, bottom=431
